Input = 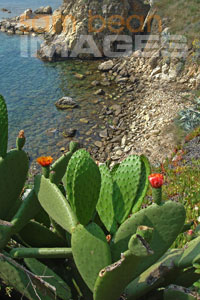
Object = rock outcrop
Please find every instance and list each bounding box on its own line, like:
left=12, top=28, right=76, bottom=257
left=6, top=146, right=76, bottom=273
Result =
left=37, top=0, right=150, bottom=61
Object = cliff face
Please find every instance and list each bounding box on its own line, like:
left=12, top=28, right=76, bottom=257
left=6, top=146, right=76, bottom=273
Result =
left=38, top=0, right=150, bottom=61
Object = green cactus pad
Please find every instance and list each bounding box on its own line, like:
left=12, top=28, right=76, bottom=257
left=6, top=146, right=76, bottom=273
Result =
left=63, top=149, right=83, bottom=204
left=0, top=95, right=8, bottom=158
left=34, top=175, right=78, bottom=233
left=96, top=164, right=117, bottom=234
left=94, top=234, right=153, bottom=300
left=132, top=155, right=151, bottom=214
left=175, top=235, right=200, bottom=268
left=0, top=252, right=53, bottom=300
left=50, top=141, right=79, bottom=185
left=112, top=155, right=142, bottom=224
left=10, top=247, right=72, bottom=259
left=71, top=223, right=112, bottom=291
left=10, top=189, right=41, bottom=233
left=18, top=220, right=66, bottom=247
left=111, top=201, right=186, bottom=277
left=163, top=285, right=197, bottom=300
left=0, top=149, right=29, bottom=220
left=65, top=149, right=101, bottom=225
left=24, top=258, right=72, bottom=300
left=125, top=249, right=182, bottom=300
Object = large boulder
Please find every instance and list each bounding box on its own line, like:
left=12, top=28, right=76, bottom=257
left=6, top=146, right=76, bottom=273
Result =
left=38, top=0, right=150, bottom=61
left=34, top=6, right=52, bottom=15
left=20, top=9, right=33, bottom=20
left=55, top=97, right=78, bottom=109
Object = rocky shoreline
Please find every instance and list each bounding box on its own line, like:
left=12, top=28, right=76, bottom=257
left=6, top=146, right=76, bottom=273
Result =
left=87, top=54, right=200, bottom=166
left=1, top=2, right=200, bottom=174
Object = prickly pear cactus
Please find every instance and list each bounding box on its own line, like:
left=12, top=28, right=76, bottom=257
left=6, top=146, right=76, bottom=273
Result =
left=164, top=285, right=197, bottom=300
left=64, top=149, right=101, bottom=225
left=97, top=155, right=150, bottom=232
left=131, top=155, right=151, bottom=214
left=0, top=149, right=29, bottom=220
left=0, top=95, right=8, bottom=158
left=71, top=222, right=112, bottom=291
left=0, top=252, right=53, bottom=300
left=50, top=141, right=79, bottom=185
left=111, top=201, right=186, bottom=277
left=34, top=175, right=78, bottom=233
left=24, top=258, right=72, bottom=300
left=94, top=229, right=154, bottom=300
left=112, top=155, right=142, bottom=223
left=96, top=164, right=117, bottom=234
left=18, top=220, right=66, bottom=247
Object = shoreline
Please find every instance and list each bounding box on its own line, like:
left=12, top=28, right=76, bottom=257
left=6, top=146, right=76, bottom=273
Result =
left=1, top=6, right=200, bottom=177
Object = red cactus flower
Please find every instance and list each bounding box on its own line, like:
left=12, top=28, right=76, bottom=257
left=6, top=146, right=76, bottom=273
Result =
left=18, top=130, right=25, bottom=138
left=187, top=229, right=193, bottom=236
left=106, top=234, right=111, bottom=243
left=148, top=173, right=164, bottom=188
left=36, top=156, right=53, bottom=167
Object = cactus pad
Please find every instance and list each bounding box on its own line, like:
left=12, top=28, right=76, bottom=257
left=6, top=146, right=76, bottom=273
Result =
left=112, top=155, right=142, bottom=223
left=65, top=149, right=101, bottom=225
left=96, top=164, right=117, bottom=233
left=34, top=175, right=78, bottom=233
left=71, top=223, right=112, bottom=291
left=0, top=95, right=8, bottom=158
left=111, top=201, right=186, bottom=276
left=18, top=220, right=66, bottom=247
left=0, top=149, right=29, bottom=220
left=24, top=258, right=72, bottom=300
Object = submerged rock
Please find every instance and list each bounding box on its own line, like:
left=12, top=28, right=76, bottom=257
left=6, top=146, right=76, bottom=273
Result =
left=1, top=8, right=11, bottom=13
left=62, top=128, right=77, bottom=137
left=55, top=97, right=78, bottom=109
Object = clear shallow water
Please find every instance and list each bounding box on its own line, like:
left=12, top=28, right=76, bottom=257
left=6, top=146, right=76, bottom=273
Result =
left=0, top=0, right=118, bottom=163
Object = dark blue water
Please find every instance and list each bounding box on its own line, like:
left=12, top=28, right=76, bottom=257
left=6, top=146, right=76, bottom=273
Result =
left=0, top=0, right=113, bottom=161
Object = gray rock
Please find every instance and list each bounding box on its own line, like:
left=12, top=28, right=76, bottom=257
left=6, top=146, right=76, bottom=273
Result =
left=94, top=141, right=103, bottom=148
left=55, top=97, right=78, bottom=109
left=149, top=56, right=159, bottom=69
left=1, top=8, right=11, bottom=13
left=99, top=129, right=108, bottom=138
left=80, top=118, right=89, bottom=124
left=98, top=60, right=114, bottom=71
left=34, top=6, right=52, bottom=14
left=94, top=89, right=105, bottom=96
left=38, top=0, right=149, bottom=60
left=91, top=80, right=100, bottom=86
left=62, top=128, right=76, bottom=137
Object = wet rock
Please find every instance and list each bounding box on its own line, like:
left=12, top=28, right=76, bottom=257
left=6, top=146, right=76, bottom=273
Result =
left=62, top=128, right=77, bottom=138
left=80, top=118, right=89, bottom=124
left=94, top=89, right=105, bottom=96
left=34, top=6, right=52, bottom=14
left=1, top=8, right=11, bottom=13
left=74, top=73, right=85, bottom=80
left=55, top=97, right=78, bottom=109
left=101, top=81, right=111, bottom=86
left=98, top=60, right=114, bottom=71
left=91, top=80, right=100, bottom=86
